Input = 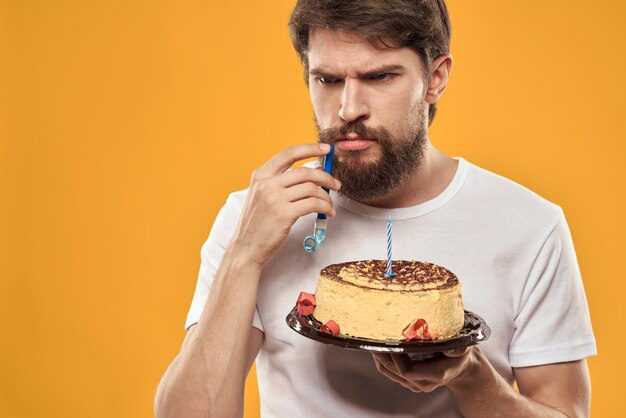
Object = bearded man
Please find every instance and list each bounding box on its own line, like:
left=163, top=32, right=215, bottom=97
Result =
left=155, top=1, right=596, bottom=417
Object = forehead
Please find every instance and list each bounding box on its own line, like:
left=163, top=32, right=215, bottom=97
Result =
left=307, top=28, right=422, bottom=74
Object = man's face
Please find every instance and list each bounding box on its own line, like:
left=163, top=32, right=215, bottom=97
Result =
left=308, top=28, right=430, bottom=201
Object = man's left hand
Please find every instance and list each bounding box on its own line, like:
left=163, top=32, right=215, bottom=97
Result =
left=372, top=346, right=475, bottom=393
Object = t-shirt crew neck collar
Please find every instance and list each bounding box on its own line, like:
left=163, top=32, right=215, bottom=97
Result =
left=332, top=157, right=470, bottom=220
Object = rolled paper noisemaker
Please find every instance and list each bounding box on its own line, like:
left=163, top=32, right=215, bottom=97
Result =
left=303, top=145, right=335, bottom=253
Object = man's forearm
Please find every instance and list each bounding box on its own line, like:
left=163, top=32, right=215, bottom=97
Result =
left=447, top=349, right=569, bottom=418
left=155, top=243, right=262, bottom=418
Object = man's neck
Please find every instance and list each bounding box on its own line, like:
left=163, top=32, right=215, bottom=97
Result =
left=357, top=141, right=459, bottom=209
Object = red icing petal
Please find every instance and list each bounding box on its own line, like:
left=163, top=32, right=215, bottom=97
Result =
left=297, top=292, right=316, bottom=305
left=423, top=324, right=434, bottom=340
left=402, top=318, right=437, bottom=341
left=297, top=304, right=315, bottom=316
left=320, top=320, right=340, bottom=335
left=296, top=292, right=316, bottom=316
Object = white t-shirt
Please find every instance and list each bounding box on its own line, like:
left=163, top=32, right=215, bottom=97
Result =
left=185, top=157, right=596, bottom=417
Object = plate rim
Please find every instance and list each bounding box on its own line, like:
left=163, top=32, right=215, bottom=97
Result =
left=286, top=307, right=491, bottom=353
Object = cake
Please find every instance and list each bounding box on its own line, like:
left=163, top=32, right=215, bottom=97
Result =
left=312, top=260, right=465, bottom=340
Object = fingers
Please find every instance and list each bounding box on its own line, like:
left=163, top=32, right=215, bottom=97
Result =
left=391, top=353, right=413, bottom=375
left=279, top=166, right=340, bottom=190
left=373, top=352, right=470, bottom=390
left=372, top=353, right=395, bottom=372
left=388, top=354, right=443, bottom=389
left=288, top=197, right=335, bottom=219
left=283, top=182, right=335, bottom=206
left=233, top=144, right=337, bottom=267
left=276, top=168, right=340, bottom=218
left=261, top=143, right=332, bottom=176
left=442, top=347, right=471, bottom=358
left=401, top=353, right=468, bottom=383
left=372, top=354, right=421, bottom=392
left=372, top=348, right=474, bottom=394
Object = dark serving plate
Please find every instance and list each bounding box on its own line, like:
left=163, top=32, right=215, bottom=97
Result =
left=286, top=308, right=490, bottom=360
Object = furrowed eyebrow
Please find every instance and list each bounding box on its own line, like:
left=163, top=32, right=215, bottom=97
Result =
left=309, top=64, right=406, bottom=79
left=358, top=64, right=405, bottom=78
left=308, top=68, right=334, bottom=78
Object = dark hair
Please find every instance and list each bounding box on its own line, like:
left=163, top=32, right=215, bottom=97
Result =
left=288, top=0, right=451, bottom=125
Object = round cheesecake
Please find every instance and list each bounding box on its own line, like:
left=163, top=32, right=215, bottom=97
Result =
left=313, top=260, right=464, bottom=340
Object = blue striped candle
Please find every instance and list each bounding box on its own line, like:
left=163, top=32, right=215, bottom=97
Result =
left=385, top=215, right=394, bottom=277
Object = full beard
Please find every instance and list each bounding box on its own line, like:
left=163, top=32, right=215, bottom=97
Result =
left=316, top=111, right=428, bottom=202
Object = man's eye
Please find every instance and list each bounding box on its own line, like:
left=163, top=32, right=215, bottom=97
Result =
left=370, top=73, right=395, bottom=81
left=318, top=76, right=340, bottom=84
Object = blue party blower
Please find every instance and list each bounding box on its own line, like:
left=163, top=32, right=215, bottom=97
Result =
left=303, top=145, right=334, bottom=253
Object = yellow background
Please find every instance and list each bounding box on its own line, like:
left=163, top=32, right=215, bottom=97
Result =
left=1, top=1, right=624, bottom=417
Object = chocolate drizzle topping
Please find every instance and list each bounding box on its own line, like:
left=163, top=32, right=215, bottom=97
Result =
left=321, top=260, right=459, bottom=291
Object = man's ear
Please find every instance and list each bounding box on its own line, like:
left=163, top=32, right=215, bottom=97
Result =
left=425, top=53, right=453, bottom=104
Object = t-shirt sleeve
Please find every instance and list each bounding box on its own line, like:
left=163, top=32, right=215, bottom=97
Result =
left=184, top=192, right=265, bottom=333
left=509, top=209, right=596, bottom=367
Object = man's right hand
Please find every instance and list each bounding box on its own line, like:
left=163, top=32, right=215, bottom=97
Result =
left=230, top=143, right=340, bottom=269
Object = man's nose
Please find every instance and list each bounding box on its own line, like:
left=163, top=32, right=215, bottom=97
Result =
left=338, top=79, right=369, bottom=123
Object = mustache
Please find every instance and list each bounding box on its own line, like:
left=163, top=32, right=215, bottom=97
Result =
left=318, top=120, right=391, bottom=145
